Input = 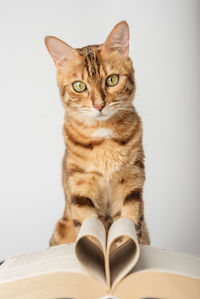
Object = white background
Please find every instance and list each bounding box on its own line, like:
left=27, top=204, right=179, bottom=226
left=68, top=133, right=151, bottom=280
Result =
left=0, top=0, right=199, bottom=260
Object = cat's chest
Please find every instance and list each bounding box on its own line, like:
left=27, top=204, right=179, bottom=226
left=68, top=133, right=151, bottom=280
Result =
left=88, top=136, right=127, bottom=177
left=67, top=126, right=129, bottom=176
left=91, top=128, right=114, bottom=139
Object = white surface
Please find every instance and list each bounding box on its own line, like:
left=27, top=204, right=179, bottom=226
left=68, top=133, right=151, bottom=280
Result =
left=0, top=0, right=199, bottom=259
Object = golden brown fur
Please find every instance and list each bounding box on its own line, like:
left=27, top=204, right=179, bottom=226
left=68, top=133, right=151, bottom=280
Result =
left=45, top=21, right=150, bottom=246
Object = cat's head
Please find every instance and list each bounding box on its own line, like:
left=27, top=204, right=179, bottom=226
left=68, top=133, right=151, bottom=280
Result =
left=45, top=21, right=135, bottom=124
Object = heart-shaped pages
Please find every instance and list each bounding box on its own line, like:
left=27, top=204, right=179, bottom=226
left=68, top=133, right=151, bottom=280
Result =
left=75, top=217, right=140, bottom=291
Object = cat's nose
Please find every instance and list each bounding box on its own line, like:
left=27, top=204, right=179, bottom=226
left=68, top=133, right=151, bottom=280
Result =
left=93, top=102, right=105, bottom=112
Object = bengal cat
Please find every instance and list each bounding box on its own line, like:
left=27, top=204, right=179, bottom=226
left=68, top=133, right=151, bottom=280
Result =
left=45, top=21, right=150, bottom=246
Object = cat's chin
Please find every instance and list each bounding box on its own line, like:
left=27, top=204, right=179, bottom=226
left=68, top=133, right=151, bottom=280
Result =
left=95, top=114, right=111, bottom=121
left=85, top=113, right=112, bottom=122
left=94, top=109, right=118, bottom=121
left=74, top=111, right=114, bottom=125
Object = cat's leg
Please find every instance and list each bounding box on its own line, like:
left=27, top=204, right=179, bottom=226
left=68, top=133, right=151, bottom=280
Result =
left=68, top=171, right=104, bottom=235
left=121, top=191, right=150, bottom=244
left=49, top=214, right=76, bottom=246
left=111, top=167, right=150, bottom=245
left=50, top=169, right=104, bottom=246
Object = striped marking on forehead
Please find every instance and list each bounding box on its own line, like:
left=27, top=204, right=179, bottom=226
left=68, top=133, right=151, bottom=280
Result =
left=84, top=48, right=101, bottom=78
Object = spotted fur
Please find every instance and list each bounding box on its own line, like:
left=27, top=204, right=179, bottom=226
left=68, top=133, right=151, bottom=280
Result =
left=45, top=21, right=150, bottom=246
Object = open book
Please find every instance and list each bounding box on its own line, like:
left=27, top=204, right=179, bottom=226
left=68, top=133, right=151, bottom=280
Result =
left=0, top=217, right=200, bottom=299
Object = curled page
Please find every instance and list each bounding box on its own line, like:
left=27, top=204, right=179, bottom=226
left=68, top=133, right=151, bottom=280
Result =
left=106, top=217, right=140, bottom=290
left=75, top=217, right=140, bottom=291
left=75, top=217, right=106, bottom=286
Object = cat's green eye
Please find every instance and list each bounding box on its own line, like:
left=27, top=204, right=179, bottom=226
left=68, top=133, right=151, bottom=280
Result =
left=106, top=74, right=119, bottom=87
left=72, top=81, right=87, bottom=93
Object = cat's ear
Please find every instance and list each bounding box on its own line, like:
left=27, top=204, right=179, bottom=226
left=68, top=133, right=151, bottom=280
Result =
left=102, top=21, right=129, bottom=57
left=45, top=36, right=81, bottom=69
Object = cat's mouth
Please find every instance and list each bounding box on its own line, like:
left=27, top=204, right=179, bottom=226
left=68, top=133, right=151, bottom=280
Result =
left=95, top=112, right=110, bottom=120
left=84, top=108, right=114, bottom=121
left=98, top=113, right=106, bottom=117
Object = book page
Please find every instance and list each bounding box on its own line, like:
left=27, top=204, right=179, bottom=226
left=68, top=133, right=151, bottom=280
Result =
left=0, top=244, right=84, bottom=284
left=105, top=218, right=140, bottom=290
left=114, top=271, right=200, bottom=299
left=75, top=217, right=106, bottom=286
left=0, top=242, right=106, bottom=299
left=114, top=245, right=200, bottom=299
left=132, top=245, right=200, bottom=278
left=98, top=296, right=119, bottom=299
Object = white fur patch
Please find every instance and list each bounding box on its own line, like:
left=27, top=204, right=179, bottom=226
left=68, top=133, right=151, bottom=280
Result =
left=91, top=128, right=114, bottom=138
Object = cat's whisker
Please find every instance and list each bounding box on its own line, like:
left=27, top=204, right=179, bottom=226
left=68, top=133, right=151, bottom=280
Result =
left=116, top=107, right=135, bottom=112
left=113, top=111, right=130, bottom=120
left=69, top=107, right=91, bottom=113
left=117, top=108, right=134, bottom=111
left=108, top=101, right=121, bottom=107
